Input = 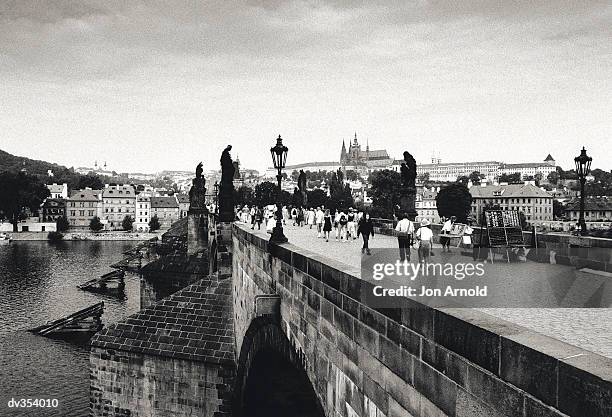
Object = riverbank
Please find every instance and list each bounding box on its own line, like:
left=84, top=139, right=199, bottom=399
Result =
left=10, top=231, right=164, bottom=241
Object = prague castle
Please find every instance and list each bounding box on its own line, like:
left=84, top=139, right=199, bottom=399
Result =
left=340, top=133, right=393, bottom=170
left=267, top=132, right=393, bottom=177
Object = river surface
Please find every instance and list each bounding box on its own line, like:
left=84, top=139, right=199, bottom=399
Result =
left=0, top=241, right=141, bottom=417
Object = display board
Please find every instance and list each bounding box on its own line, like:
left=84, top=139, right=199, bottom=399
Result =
left=484, top=210, right=525, bottom=247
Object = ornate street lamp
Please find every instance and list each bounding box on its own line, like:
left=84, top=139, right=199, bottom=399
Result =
left=213, top=181, right=219, bottom=214
left=270, top=135, right=288, bottom=243
left=574, top=147, right=592, bottom=235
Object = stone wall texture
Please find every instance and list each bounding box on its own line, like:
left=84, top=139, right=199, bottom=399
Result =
left=90, top=347, right=233, bottom=417
left=232, top=223, right=611, bottom=417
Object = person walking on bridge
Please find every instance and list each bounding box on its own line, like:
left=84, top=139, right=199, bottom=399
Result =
left=315, top=207, right=324, bottom=238
left=323, top=209, right=332, bottom=242
left=395, top=213, right=414, bottom=262
left=357, top=213, right=374, bottom=255
left=416, top=219, right=434, bottom=264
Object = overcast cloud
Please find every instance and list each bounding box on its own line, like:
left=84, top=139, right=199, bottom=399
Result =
left=1, top=0, right=610, bottom=173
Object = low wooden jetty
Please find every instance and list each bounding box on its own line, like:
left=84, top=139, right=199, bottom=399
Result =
left=77, top=270, right=125, bottom=296
left=30, top=302, right=104, bottom=337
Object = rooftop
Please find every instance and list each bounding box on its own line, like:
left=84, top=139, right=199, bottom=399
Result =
left=151, top=196, right=179, bottom=208
left=469, top=183, right=553, bottom=199
left=102, top=184, right=135, bottom=198
left=500, top=162, right=552, bottom=169
left=68, top=189, right=102, bottom=201
left=565, top=198, right=612, bottom=212
left=90, top=278, right=233, bottom=364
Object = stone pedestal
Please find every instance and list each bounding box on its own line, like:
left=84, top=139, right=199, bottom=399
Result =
left=188, top=208, right=209, bottom=255
left=218, top=184, right=235, bottom=222
left=399, top=188, right=417, bottom=220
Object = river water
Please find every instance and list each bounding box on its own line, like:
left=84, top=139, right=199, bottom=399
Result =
left=0, top=241, right=141, bottom=417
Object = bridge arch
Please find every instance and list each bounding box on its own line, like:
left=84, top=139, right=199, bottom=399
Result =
left=233, top=316, right=326, bottom=417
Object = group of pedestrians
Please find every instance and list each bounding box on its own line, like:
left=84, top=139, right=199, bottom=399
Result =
left=292, top=206, right=376, bottom=254
left=236, top=204, right=451, bottom=262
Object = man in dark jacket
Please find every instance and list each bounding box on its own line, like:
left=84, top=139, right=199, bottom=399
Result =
left=357, top=213, right=375, bottom=255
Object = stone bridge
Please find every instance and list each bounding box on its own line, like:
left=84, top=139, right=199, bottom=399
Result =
left=89, top=215, right=611, bottom=417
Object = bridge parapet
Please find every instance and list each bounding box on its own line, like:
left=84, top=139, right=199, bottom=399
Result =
left=232, top=223, right=611, bottom=417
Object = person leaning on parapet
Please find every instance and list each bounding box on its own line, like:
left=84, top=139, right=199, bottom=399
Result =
left=357, top=212, right=374, bottom=255
left=395, top=212, right=415, bottom=262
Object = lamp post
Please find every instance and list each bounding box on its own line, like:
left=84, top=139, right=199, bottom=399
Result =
left=574, top=147, right=592, bottom=236
left=270, top=135, right=288, bottom=243
left=213, top=181, right=219, bottom=215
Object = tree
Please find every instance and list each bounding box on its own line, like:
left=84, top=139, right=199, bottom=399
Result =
left=234, top=185, right=254, bottom=207
left=436, top=183, right=472, bottom=223
left=307, top=189, right=328, bottom=208
left=345, top=170, right=361, bottom=182
left=499, top=173, right=521, bottom=183
left=149, top=215, right=161, bottom=232
left=47, top=231, right=64, bottom=243
left=77, top=174, right=104, bottom=190
left=469, top=171, right=484, bottom=185
left=534, top=172, right=543, bottom=186
left=122, top=215, right=134, bottom=231
left=89, top=216, right=104, bottom=232
left=553, top=200, right=565, bottom=219
left=417, top=172, right=430, bottom=183
left=456, top=175, right=470, bottom=186
left=547, top=171, right=559, bottom=185
left=368, top=170, right=402, bottom=219
left=254, top=181, right=278, bottom=207
left=56, top=216, right=70, bottom=232
left=0, top=171, right=50, bottom=232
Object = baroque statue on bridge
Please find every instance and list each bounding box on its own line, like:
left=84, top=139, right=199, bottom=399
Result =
left=220, top=145, right=235, bottom=186
left=297, top=169, right=307, bottom=207
left=218, top=145, right=236, bottom=222
left=399, top=150, right=418, bottom=220
left=400, top=151, right=417, bottom=188
left=188, top=162, right=207, bottom=210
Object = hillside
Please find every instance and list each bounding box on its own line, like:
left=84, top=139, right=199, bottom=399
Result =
left=0, top=148, right=72, bottom=177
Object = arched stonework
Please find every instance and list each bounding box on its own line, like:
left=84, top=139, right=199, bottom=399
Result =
left=233, top=316, right=326, bottom=417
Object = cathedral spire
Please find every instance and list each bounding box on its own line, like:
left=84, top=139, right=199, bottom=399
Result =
left=353, top=132, right=358, bottom=145
left=341, top=139, right=347, bottom=162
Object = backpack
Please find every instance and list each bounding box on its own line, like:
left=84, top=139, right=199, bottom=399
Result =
left=339, top=214, right=348, bottom=225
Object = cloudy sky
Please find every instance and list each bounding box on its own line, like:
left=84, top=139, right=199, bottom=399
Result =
left=0, top=0, right=610, bottom=174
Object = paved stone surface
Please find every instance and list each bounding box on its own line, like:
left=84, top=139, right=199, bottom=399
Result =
left=243, top=221, right=612, bottom=358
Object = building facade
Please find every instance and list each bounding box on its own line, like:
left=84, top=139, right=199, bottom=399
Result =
left=102, top=184, right=136, bottom=230
left=498, top=155, right=556, bottom=181
left=150, top=196, right=180, bottom=229
left=564, top=198, right=612, bottom=222
left=177, top=194, right=190, bottom=219
left=134, top=195, right=151, bottom=232
left=399, top=155, right=556, bottom=183
left=66, top=189, right=103, bottom=229
left=469, top=183, right=554, bottom=226
left=40, top=198, right=66, bottom=223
